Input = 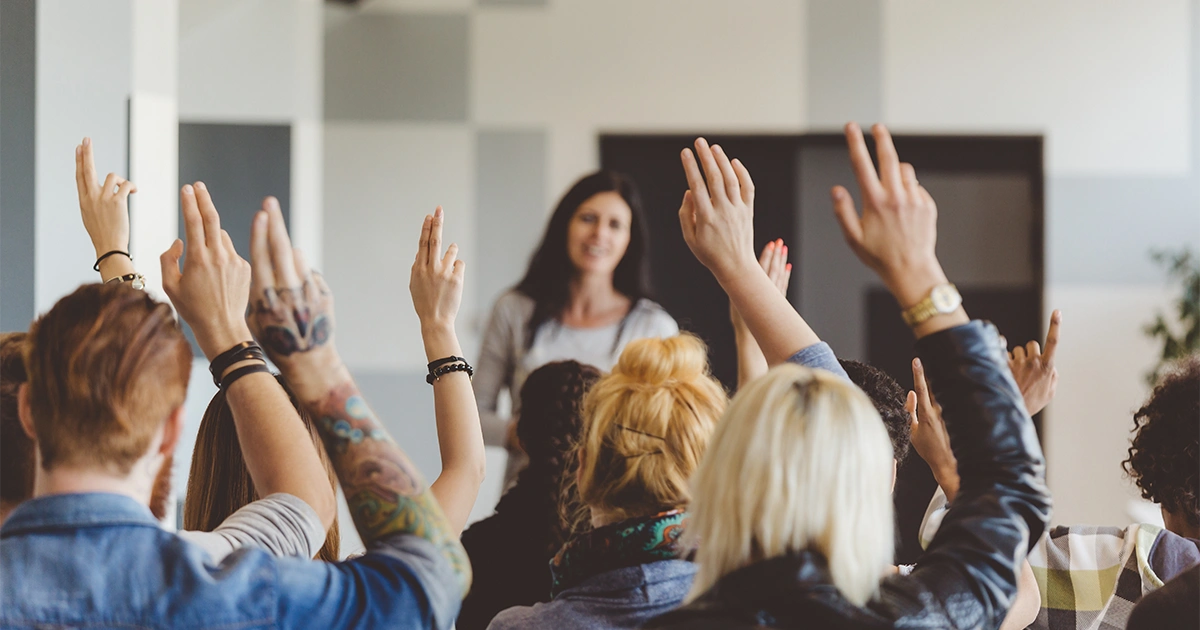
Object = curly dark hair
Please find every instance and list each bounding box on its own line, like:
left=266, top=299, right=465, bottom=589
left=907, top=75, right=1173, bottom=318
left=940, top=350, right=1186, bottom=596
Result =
left=839, top=359, right=912, bottom=462
left=1122, top=355, right=1199, bottom=527
left=502, top=361, right=602, bottom=554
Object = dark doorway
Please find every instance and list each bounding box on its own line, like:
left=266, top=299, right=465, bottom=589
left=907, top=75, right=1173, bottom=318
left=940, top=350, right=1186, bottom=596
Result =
left=601, top=132, right=1043, bottom=564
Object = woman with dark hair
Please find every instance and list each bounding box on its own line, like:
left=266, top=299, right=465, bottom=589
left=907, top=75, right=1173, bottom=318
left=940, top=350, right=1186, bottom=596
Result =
left=456, top=360, right=601, bottom=630
left=475, top=171, right=678, bottom=481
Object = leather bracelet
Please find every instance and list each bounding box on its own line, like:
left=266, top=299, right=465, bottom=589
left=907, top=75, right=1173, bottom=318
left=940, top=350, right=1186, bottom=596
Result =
left=426, top=360, right=473, bottom=385
left=220, top=362, right=271, bottom=390
left=427, top=356, right=467, bottom=371
left=94, top=250, right=131, bottom=272
left=209, top=341, right=265, bottom=387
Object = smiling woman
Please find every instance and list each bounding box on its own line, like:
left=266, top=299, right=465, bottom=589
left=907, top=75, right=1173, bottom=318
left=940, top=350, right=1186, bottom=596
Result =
left=474, top=171, right=679, bottom=486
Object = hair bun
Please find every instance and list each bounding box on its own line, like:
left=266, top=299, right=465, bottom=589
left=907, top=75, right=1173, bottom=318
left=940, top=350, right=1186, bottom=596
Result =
left=612, top=335, right=708, bottom=386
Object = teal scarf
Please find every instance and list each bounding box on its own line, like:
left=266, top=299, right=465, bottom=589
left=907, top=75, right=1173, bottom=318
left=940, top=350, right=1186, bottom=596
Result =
left=549, top=510, right=688, bottom=596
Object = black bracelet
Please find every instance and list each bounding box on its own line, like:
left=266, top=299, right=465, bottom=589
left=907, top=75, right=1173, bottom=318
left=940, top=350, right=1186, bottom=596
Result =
left=426, top=360, right=473, bottom=385
left=427, top=356, right=467, bottom=371
left=94, top=250, right=131, bottom=272
left=209, top=341, right=265, bottom=387
left=220, top=362, right=272, bottom=390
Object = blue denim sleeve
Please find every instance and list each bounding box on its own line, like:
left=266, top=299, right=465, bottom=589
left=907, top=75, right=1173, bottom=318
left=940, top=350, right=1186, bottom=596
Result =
left=276, top=534, right=461, bottom=630
left=785, top=342, right=848, bottom=380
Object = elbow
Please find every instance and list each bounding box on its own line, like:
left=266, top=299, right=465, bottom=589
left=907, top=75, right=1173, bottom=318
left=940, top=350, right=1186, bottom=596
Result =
left=315, top=484, right=338, bottom=531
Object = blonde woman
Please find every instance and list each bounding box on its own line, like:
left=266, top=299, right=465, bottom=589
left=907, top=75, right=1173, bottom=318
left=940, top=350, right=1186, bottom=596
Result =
left=647, top=127, right=1050, bottom=628
left=486, top=334, right=725, bottom=630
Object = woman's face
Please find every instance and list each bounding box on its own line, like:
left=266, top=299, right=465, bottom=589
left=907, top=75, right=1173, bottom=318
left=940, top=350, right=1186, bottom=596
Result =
left=566, top=191, right=633, bottom=277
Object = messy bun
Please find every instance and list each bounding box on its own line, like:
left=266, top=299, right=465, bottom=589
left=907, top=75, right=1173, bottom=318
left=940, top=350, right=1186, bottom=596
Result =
left=574, top=334, right=727, bottom=524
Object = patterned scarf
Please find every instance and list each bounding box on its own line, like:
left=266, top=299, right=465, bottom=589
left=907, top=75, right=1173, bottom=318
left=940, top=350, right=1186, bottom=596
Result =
left=549, top=510, right=689, bottom=596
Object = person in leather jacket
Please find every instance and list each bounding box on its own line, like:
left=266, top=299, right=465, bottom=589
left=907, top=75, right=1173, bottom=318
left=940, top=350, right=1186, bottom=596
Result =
left=645, top=124, right=1052, bottom=629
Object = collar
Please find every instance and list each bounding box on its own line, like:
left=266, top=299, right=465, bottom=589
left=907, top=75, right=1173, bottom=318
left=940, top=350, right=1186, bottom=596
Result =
left=703, top=550, right=837, bottom=606
left=550, top=509, right=688, bottom=596
left=0, top=492, right=158, bottom=537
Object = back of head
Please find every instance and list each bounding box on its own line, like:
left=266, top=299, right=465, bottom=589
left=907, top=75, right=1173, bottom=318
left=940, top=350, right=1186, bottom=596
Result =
left=576, top=334, right=726, bottom=523
left=185, top=374, right=340, bottom=561
left=686, top=363, right=895, bottom=607
left=1123, top=354, right=1200, bottom=528
left=1, top=332, right=34, bottom=510
left=839, top=359, right=912, bottom=462
left=25, top=283, right=191, bottom=474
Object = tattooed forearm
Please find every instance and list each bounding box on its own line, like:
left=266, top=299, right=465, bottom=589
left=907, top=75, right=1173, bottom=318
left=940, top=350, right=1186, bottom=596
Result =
left=314, top=381, right=472, bottom=596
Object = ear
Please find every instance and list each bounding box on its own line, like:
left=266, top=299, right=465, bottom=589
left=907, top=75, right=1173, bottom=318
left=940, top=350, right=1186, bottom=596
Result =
left=17, top=383, right=37, bottom=441
left=159, top=405, right=185, bottom=456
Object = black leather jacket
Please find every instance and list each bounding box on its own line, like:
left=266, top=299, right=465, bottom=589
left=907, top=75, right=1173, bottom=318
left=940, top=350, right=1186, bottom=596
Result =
left=645, top=321, right=1052, bottom=629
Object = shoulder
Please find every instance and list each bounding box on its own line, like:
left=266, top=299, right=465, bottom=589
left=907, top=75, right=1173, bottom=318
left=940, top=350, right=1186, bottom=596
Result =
left=493, top=290, right=535, bottom=320
left=487, top=601, right=559, bottom=630
left=628, top=299, right=679, bottom=335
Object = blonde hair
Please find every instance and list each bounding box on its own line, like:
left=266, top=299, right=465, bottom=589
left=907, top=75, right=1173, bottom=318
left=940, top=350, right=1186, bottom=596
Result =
left=574, top=334, right=726, bottom=526
left=685, top=363, right=894, bottom=607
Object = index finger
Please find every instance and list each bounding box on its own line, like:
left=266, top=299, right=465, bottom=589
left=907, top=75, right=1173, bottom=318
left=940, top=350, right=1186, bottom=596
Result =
left=265, top=196, right=299, bottom=287
left=82, top=138, right=98, bottom=194
left=428, top=206, right=443, bottom=266
left=872, top=124, right=902, bottom=191
left=250, top=209, right=276, bottom=290
left=680, top=149, right=714, bottom=217
left=75, top=144, right=87, bottom=198
left=912, top=357, right=933, bottom=410
left=193, top=182, right=222, bottom=247
left=1043, top=309, right=1062, bottom=366
left=180, top=184, right=205, bottom=248
left=843, top=122, right=884, bottom=201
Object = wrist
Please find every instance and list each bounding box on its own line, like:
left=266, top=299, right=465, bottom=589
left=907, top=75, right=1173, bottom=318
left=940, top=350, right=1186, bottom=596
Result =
left=711, top=252, right=760, bottom=285
left=882, top=259, right=948, bottom=308
left=421, top=323, right=463, bottom=362
left=197, top=324, right=255, bottom=361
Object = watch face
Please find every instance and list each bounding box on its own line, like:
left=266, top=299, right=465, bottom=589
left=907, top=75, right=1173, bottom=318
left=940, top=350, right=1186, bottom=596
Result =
left=131, top=276, right=146, bottom=290
left=930, top=285, right=962, bottom=312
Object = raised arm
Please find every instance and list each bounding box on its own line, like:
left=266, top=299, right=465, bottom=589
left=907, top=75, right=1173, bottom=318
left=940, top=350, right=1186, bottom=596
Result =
left=76, top=138, right=137, bottom=283
left=731, top=240, right=791, bottom=389
left=677, top=139, right=819, bottom=365
left=246, top=203, right=471, bottom=597
left=161, top=188, right=336, bottom=531
left=832, top=122, right=1049, bottom=627
left=410, top=207, right=486, bottom=532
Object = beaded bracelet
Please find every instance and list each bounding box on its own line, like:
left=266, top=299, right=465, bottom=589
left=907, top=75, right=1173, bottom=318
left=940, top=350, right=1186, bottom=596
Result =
left=426, top=360, right=473, bottom=384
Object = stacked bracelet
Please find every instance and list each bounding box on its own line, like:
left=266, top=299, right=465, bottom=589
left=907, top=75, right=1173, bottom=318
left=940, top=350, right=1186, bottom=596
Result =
left=426, top=356, right=474, bottom=384
left=209, top=341, right=267, bottom=387
left=221, top=363, right=272, bottom=390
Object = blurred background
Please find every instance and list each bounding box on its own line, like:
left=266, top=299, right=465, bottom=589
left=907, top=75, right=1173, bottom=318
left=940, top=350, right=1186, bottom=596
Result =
left=2, top=0, right=1198, bottom=557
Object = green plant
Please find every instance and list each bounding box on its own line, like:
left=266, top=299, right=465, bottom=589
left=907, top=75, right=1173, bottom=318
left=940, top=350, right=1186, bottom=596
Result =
left=1144, top=247, right=1200, bottom=385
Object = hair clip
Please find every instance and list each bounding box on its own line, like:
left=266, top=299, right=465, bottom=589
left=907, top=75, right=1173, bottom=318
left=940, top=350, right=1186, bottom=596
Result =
left=615, top=423, right=666, bottom=441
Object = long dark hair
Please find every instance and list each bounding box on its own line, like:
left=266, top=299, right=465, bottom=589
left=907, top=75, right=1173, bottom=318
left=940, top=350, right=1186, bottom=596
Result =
left=514, top=171, right=653, bottom=349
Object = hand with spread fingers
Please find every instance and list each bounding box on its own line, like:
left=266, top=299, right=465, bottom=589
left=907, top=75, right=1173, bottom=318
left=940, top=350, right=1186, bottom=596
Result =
left=677, top=138, right=758, bottom=280
left=908, top=357, right=960, bottom=501
left=246, top=197, right=341, bottom=396
left=75, top=137, right=137, bottom=281
left=678, top=139, right=820, bottom=365
left=159, top=183, right=254, bottom=361
left=831, top=123, right=967, bottom=338
left=1009, top=310, right=1062, bottom=415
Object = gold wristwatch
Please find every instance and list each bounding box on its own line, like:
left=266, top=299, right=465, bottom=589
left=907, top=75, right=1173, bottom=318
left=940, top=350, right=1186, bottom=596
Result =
left=901, top=283, right=962, bottom=327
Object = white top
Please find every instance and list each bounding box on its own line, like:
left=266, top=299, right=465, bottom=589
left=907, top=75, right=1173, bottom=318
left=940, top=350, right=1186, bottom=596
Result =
left=177, top=492, right=326, bottom=564
left=473, top=290, right=679, bottom=448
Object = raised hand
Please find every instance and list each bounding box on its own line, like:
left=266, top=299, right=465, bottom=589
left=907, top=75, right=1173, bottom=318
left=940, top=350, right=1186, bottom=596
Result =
left=160, top=183, right=253, bottom=360
left=247, top=197, right=340, bottom=396
left=909, top=357, right=960, bottom=501
left=76, top=138, right=137, bottom=280
left=731, top=239, right=792, bottom=330
left=1009, top=310, right=1061, bottom=415
left=831, top=123, right=967, bottom=338
left=678, top=138, right=758, bottom=280
left=409, top=207, right=465, bottom=335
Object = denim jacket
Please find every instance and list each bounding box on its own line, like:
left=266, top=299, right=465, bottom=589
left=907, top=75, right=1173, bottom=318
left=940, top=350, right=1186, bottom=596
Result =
left=1, top=493, right=461, bottom=630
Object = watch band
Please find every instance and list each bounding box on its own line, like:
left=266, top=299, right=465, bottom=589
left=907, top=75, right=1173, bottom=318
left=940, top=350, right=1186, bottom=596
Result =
left=901, top=283, right=961, bottom=327
left=104, top=272, right=146, bottom=290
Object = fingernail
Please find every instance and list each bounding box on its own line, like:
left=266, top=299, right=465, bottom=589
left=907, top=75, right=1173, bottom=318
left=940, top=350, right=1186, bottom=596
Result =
left=832, top=188, right=844, bottom=200
left=782, top=246, right=788, bottom=256
left=83, top=137, right=91, bottom=146
left=913, top=357, right=922, bottom=369
left=712, top=144, right=722, bottom=152
left=182, top=184, right=193, bottom=195
left=267, top=196, right=279, bottom=209
left=765, top=241, right=775, bottom=250
left=195, top=181, right=206, bottom=191
left=786, top=263, right=792, bottom=271
left=435, top=207, right=443, bottom=218
left=75, top=145, right=81, bottom=155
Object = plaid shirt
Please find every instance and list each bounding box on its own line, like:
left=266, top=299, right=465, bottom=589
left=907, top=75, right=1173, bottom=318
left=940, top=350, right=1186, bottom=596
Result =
left=920, top=489, right=1200, bottom=630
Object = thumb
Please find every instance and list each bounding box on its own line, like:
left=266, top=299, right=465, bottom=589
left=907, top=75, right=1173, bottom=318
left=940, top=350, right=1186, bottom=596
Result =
left=678, top=190, right=697, bottom=241
left=160, top=239, right=184, bottom=296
